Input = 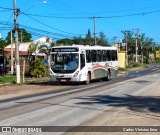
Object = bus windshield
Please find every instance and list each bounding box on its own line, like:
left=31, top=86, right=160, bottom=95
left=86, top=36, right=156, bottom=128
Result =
left=51, top=53, right=79, bottom=73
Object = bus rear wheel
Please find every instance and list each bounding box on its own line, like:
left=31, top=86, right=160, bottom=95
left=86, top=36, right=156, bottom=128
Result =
left=102, top=71, right=111, bottom=81
left=84, top=73, right=91, bottom=85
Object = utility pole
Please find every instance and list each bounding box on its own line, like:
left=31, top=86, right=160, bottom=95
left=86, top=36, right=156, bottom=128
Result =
left=113, top=37, right=117, bottom=46
left=13, top=0, right=21, bottom=84
left=89, top=16, right=101, bottom=45
left=21, top=30, right=22, bottom=43
left=139, top=36, right=144, bottom=64
left=133, top=29, right=140, bottom=63
left=121, top=30, right=130, bottom=66
left=93, top=17, right=96, bottom=45
left=10, top=30, right=14, bottom=74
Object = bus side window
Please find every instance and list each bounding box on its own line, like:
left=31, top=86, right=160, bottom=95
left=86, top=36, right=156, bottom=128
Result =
left=96, top=50, right=102, bottom=62
left=107, top=50, right=111, bottom=61
left=102, top=50, right=107, bottom=61
left=86, top=50, right=91, bottom=63
left=80, top=54, right=85, bottom=69
left=91, top=50, right=96, bottom=62
left=111, top=50, right=116, bottom=61
left=112, top=50, right=117, bottom=61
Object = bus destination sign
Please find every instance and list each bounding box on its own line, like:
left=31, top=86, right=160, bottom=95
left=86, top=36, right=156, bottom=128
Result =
left=52, top=48, right=78, bottom=52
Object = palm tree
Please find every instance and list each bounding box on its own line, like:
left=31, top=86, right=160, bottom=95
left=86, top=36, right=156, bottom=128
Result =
left=140, top=33, right=154, bottom=64
left=28, top=42, right=50, bottom=77
left=38, top=44, right=50, bottom=56
left=28, top=42, right=39, bottom=59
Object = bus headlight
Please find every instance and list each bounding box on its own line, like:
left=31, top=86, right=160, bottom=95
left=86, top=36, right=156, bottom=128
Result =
left=73, top=71, right=79, bottom=77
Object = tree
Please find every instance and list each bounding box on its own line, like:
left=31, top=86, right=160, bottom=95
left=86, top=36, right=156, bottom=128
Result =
left=140, top=34, right=154, bottom=63
left=5, top=28, right=32, bottom=45
left=84, top=29, right=93, bottom=45
left=28, top=42, right=51, bottom=56
left=56, top=38, right=74, bottom=45
left=28, top=42, right=49, bottom=77
left=121, top=31, right=155, bottom=64
left=29, top=57, right=47, bottom=77
left=28, top=42, right=38, bottom=57
left=73, top=36, right=84, bottom=45
left=38, top=44, right=50, bottom=56
left=0, top=39, right=7, bottom=56
left=97, top=32, right=109, bottom=46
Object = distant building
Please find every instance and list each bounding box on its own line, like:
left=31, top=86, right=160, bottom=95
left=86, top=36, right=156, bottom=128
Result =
left=3, top=37, right=52, bottom=74
left=4, top=42, right=31, bottom=59
left=4, top=36, right=52, bottom=58
left=31, top=36, right=52, bottom=57
left=34, top=36, right=52, bottom=43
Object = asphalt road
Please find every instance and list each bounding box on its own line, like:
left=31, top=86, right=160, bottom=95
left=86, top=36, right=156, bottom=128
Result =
left=0, top=64, right=160, bottom=135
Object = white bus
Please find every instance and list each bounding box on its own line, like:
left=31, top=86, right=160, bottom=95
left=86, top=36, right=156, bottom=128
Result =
left=48, top=45, right=118, bottom=84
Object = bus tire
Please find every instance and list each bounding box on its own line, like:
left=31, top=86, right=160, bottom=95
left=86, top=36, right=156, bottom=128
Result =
left=106, top=71, right=111, bottom=81
left=84, top=73, right=91, bottom=85
left=102, top=71, right=111, bottom=81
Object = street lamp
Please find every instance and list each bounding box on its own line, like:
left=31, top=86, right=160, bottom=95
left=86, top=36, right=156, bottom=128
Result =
left=24, top=1, right=47, bottom=12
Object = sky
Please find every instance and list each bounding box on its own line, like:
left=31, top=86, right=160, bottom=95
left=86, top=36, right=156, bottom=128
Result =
left=0, top=0, right=160, bottom=44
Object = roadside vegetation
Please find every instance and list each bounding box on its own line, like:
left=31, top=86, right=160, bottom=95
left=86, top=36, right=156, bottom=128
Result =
left=119, top=63, right=148, bottom=71
left=0, top=74, right=16, bottom=85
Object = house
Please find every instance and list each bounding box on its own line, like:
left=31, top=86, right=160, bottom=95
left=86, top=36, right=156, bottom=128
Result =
left=4, top=36, right=52, bottom=58
left=3, top=37, right=52, bottom=74
left=4, top=42, right=31, bottom=59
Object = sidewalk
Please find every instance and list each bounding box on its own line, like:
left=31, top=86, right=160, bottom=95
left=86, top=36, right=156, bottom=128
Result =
left=0, top=77, right=73, bottom=100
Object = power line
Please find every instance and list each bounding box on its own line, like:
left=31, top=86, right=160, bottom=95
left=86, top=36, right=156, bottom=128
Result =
left=21, top=12, right=85, bottom=36
left=20, top=13, right=88, bottom=19
left=0, top=20, right=71, bottom=38
left=0, top=19, right=74, bottom=39
left=19, top=25, right=73, bottom=38
left=19, top=24, right=75, bottom=38
left=0, top=9, right=13, bottom=12
left=26, top=31, right=65, bottom=40
left=102, top=9, right=160, bottom=18
left=0, top=6, right=13, bottom=10
left=0, top=14, right=13, bottom=32
left=20, top=8, right=160, bottom=19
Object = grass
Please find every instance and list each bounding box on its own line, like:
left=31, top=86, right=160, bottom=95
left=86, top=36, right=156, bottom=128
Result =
left=0, top=74, right=16, bottom=85
left=119, top=63, right=149, bottom=71
left=154, top=60, right=160, bottom=65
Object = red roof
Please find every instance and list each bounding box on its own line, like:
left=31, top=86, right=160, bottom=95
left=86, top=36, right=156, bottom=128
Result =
left=4, top=48, right=29, bottom=56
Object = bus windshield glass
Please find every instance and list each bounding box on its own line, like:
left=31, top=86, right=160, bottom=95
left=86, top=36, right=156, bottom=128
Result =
left=51, top=53, right=79, bottom=73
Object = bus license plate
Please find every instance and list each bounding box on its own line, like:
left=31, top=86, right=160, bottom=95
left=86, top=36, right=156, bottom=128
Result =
left=60, top=79, right=66, bottom=82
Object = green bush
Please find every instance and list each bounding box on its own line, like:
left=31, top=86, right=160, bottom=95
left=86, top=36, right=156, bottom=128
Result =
left=132, top=63, right=141, bottom=67
left=126, top=63, right=145, bottom=69
left=119, top=67, right=126, bottom=71
left=29, top=57, right=48, bottom=78
left=126, top=64, right=132, bottom=68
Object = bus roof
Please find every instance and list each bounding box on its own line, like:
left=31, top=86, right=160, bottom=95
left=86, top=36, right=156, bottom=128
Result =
left=52, top=45, right=117, bottom=50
